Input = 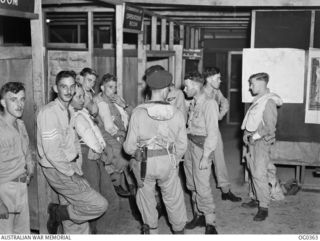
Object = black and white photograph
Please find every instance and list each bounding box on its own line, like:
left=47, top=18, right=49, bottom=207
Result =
left=0, top=0, right=320, bottom=239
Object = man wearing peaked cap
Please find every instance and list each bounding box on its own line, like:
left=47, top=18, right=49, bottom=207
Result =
left=146, top=70, right=172, bottom=90
left=124, top=68, right=188, bottom=234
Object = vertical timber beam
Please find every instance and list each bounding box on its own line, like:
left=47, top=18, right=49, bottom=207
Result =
left=88, top=11, right=94, bottom=66
left=31, top=0, right=47, bottom=234
left=185, top=26, right=190, bottom=49
left=161, top=18, right=167, bottom=50
left=116, top=4, right=124, bottom=97
left=151, top=16, right=157, bottom=50
left=195, top=28, right=199, bottom=49
left=168, top=21, right=175, bottom=80
left=0, top=17, right=3, bottom=44
left=250, top=10, right=256, bottom=48
left=137, top=24, right=146, bottom=104
left=310, top=10, right=315, bottom=48
left=169, top=21, right=174, bottom=51
left=179, top=25, right=184, bottom=47
left=190, top=27, right=195, bottom=49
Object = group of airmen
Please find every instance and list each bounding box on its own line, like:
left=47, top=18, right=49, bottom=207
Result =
left=0, top=64, right=281, bottom=234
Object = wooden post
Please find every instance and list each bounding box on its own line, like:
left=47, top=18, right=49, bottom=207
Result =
left=169, top=21, right=174, bottom=51
left=161, top=18, right=167, bottom=50
left=250, top=10, right=256, bottom=48
left=137, top=24, right=146, bottom=104
left=179, top=25, right=184, bottom=47
left=116, top=4, right=124, bottom=97
left=31, top=0, right=47, bottom=234
left=151, top=16, right=157, bottom=50
left=195, top=28, right=199, bottom=49
left=0, top=17, right=3, bottom=44
left=88, top=11, right=94, bottom=65
left=185, top=26, right=190, bottom=49
left=190, top=27, right=195, bottom=49
left=310, top=10, right=315, bottom=48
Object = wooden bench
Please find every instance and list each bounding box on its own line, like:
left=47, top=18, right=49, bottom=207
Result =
left=244, top=158, right=320, bottom=190
left=272, top=158, right=320, bottom=190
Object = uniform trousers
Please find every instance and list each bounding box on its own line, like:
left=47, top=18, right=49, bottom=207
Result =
left=212, top=132, right=231, bottom=193
left=42, top=167, right=108, bottom=234
left=81, top=145, right=119, bottom=234
left=136, top=154, right=187, bottom=233
left=0, top=182, right=30, bottom=234
left=246, top=140, right=276, bottom=208
left=184, top=140, right=216, bottom=225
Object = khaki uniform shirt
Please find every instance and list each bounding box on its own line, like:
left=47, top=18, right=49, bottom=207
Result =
left=37, top=98, right=81, bottom=176
left=187, top=91, right=220, bottom=158
left=204, top=86, right=229, bottom=120
left=0, top=116, right=33, bottom=184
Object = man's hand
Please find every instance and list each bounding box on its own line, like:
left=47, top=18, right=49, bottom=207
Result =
left=0, top=201, right=9, bottom=219
left=25, top=164, right=34, bottom=185
left=110, top=95, right=126, bottom=108
left=199, top=156, right=210, bottom=170
left=243, top=131, right=252, bottom=145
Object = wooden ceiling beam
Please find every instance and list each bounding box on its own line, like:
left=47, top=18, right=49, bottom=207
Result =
left=43, top=6, right=115, bottom=12
left=123, top=0, right=320, bottom=7
left=153, top=11, right=251, bottom=17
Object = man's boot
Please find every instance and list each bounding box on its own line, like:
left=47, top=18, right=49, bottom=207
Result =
left=253, top=207, right=268, bottom=221
left=47, top=203, right=70, bottom=234
left=205, top=224, right=218, bottom=234
left=241, top=199, right=259, bottom=209
left=141, top=224, right=150, bottom=234
left=185, top=214, right=205, bottom=229
left=221, top=190, right=242, bottom=202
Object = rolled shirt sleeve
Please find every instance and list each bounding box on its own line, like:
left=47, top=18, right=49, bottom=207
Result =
left=217, top=90, right=229, bottom=120
left=74, top=114, right=103, bottom=153
left=97, top=101, right=118, bottom=136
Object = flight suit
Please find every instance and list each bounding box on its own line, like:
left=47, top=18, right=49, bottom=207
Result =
left=124, top=102, right=188, bottom=233
left=184, top=91, right=219, bottom=225
left=242, top=92, right=282, bottom=208
left=203, top=86, right=231, bottom=192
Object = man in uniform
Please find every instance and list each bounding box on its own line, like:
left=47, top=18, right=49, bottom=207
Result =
left=241, top=72, right=282, bottom=221
left=0, top=82, right=34, bottom=234
left=124, top=70, right=188, bottom=234
left=183, top=72, right=219, bottom=234
left=203, top=67, right=241, bottom=202
left=37, top=70, right=108, bottom=234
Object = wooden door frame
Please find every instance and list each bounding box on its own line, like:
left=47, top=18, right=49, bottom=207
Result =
left=227, top=50, right=242, bottom=124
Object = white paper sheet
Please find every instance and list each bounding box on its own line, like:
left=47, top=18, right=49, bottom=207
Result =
left=242, top=48, right=305, bottom=103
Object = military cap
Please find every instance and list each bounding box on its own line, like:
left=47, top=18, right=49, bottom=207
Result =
left=146, top=70, right=172, bottom=89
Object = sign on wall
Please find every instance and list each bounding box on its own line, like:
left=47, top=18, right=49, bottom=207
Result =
left=123, top=4, right=144, bottom=33
left=183, top=49, right=202, bottom=60
left=242, top=48, right=305, bottom=103
left=0, top=0, right=34, bottom=13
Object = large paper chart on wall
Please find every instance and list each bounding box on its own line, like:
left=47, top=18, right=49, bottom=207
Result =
left=305, top=49, right=320, bottom=124
left=242, top=48, right=305, bottom=103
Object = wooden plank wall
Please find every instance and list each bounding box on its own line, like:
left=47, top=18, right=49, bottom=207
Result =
left=93, top=54, right=138, bottom=107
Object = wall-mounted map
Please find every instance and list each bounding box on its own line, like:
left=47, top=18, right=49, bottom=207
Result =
left=242, top=48, right=305, bottom=103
